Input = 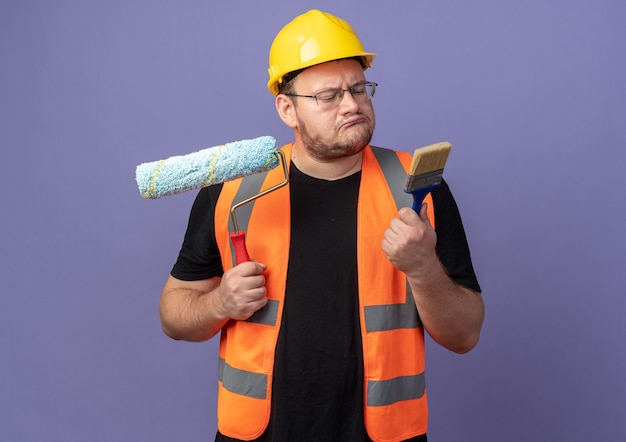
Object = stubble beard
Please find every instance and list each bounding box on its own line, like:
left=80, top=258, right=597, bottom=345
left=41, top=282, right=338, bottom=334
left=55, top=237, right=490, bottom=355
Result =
left=298, top=116, right=375, bottom=161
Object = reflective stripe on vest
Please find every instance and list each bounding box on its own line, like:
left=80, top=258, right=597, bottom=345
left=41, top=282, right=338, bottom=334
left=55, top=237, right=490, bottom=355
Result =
left=367, top=146, right=423, bottom=331
left=363, top=280, right=421, bottom=332
left=213, top=144, right=433, bottom=441
left=227, top=169, right=280, bottom=326
left=368, top=372, right=427, bottom=407
left=218, top=357, right=267, bottom=400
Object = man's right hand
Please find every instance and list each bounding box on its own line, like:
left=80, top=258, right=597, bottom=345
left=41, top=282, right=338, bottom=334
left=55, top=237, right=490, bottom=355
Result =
left=217, top=261, right=268, bottom=321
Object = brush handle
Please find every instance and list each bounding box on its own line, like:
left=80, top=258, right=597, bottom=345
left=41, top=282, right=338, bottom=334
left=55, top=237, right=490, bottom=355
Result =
left=230, top=231, right=250, bottom=264
left=408, top=185, right=439, bottom=212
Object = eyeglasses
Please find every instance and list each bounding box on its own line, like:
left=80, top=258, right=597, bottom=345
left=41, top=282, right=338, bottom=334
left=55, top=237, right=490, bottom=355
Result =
left=284, top=82, right=377, bottom=109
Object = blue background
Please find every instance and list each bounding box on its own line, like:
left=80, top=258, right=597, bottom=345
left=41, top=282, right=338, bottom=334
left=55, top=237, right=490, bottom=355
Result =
left=2, top=1, right=625, bottom=440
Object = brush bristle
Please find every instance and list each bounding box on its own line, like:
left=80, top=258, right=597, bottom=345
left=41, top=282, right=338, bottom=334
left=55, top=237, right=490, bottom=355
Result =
left=408, top=142, right=452, bottom=175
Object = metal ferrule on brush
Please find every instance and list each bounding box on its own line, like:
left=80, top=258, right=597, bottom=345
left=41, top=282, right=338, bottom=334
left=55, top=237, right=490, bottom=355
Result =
left=404, top=168, right=444, bottom=192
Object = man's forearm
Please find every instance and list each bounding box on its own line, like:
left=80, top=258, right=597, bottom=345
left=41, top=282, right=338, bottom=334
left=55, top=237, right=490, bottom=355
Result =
left=159, top=276, right=228, bottom=342
left=408, top=260, right=484, bottom=354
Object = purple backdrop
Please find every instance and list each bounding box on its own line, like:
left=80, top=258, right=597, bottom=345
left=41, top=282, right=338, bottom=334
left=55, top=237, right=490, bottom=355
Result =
left=1, top=1, right=625, bottom=441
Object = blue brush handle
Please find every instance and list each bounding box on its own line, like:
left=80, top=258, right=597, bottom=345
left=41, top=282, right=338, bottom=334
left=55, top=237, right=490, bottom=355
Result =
left=406, top=184, right=439, bottom=212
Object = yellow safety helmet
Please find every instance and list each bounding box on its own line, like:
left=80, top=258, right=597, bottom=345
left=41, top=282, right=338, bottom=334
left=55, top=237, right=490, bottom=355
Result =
left=267, top=9, right=377, bottom=95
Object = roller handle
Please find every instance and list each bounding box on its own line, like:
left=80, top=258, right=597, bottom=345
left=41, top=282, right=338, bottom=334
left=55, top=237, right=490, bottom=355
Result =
left=230, top=231, right=250, bottom=264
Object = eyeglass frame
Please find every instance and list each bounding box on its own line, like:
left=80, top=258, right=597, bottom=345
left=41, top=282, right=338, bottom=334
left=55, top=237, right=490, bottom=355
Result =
left=283, top=81, right=378, bottom=109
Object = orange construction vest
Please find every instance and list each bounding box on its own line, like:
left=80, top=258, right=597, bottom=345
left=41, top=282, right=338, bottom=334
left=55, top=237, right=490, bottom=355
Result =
left=213, top=143, right=434, bottom=442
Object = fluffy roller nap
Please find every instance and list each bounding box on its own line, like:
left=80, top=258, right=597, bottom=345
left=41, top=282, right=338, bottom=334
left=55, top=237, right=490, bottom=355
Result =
left=136, top=136, right=278, bottom=199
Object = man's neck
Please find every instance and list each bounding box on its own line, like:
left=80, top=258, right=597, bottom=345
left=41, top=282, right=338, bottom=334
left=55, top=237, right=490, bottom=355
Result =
left=290, top=143, right=364, bottom=181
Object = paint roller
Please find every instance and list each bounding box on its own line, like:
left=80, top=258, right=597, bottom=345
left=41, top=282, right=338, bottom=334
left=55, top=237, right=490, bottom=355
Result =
left=135, top=135, right=289, bottom=264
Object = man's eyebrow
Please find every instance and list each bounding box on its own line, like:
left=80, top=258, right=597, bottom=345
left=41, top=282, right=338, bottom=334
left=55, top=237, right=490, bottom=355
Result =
left=312, top=80, right=367, bottom=94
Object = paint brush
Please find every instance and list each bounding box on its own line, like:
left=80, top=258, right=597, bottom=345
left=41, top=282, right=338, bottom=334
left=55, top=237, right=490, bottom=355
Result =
left=403, top=141, right=452, bottom=212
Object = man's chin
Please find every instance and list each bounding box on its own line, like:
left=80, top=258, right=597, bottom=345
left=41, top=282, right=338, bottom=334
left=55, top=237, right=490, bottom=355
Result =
left=301, top=125, right=373, bottom=160
left=326, top=140, right=369, bottom=160
left=343, top=130, right=372, bottom=153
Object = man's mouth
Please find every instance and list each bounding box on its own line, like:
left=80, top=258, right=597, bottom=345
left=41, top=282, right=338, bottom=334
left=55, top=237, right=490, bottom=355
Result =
left=340, top=116, right=368, bottom=130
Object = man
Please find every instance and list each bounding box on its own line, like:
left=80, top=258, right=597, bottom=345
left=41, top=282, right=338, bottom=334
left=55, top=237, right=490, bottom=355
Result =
left=159, top=9, right=484, bottom=442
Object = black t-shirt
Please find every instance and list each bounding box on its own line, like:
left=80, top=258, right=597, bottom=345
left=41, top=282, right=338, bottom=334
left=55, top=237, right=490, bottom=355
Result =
left=172, top=163, right=480, bottom=442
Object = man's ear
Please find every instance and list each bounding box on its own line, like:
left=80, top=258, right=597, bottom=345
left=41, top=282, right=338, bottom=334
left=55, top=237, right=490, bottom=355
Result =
left=275, top=95, right=297, bottom=128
